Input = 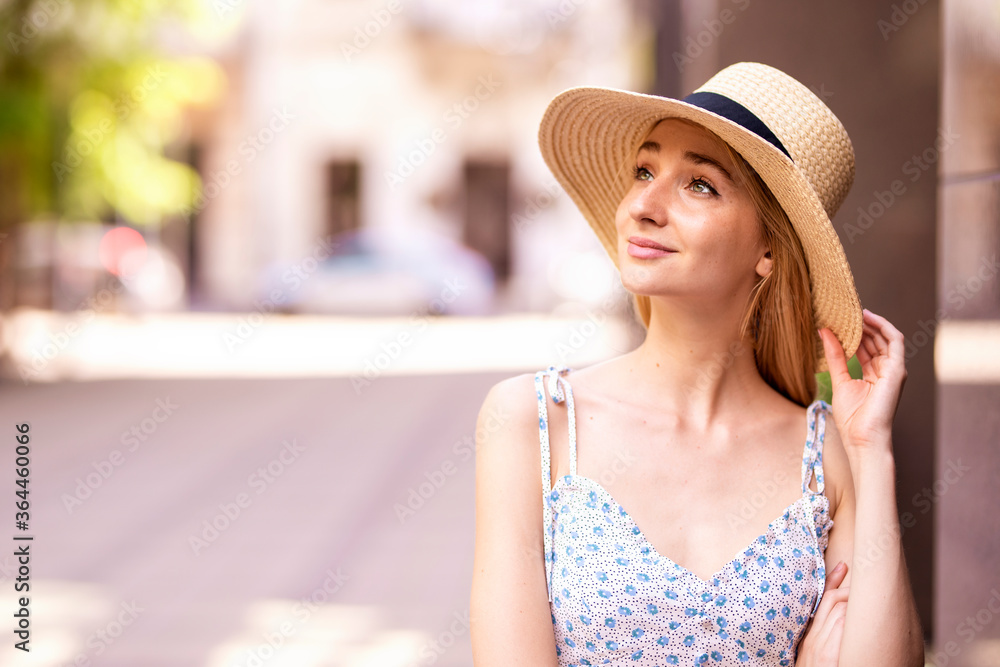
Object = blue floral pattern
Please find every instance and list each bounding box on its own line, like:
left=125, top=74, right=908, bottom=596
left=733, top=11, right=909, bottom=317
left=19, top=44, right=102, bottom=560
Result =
left=534, top=365, right=834, bottom=666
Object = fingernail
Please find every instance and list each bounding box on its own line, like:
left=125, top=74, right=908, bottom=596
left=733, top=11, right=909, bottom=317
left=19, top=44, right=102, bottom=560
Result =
left=833, top=561, right=844, bottom=573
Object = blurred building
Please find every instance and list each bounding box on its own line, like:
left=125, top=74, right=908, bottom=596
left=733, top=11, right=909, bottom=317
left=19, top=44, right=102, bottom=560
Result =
left=183, top=0, right=648, bottom=316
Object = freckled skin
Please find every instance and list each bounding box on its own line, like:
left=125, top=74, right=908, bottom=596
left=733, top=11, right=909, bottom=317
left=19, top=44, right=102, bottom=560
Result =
left=616, top=118, right=768, bottom=309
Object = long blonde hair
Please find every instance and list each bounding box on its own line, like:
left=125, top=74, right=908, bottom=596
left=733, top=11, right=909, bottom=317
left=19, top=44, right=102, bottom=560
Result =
left=629, top=123, right=818, bottom=406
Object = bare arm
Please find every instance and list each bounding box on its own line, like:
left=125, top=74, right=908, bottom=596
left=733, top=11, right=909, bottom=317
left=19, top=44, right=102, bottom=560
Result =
left=470, top=375, right=560, bottom=666
left=837, top=440, right=922, bottom=666
left=818, top=311, right=924, bottom=666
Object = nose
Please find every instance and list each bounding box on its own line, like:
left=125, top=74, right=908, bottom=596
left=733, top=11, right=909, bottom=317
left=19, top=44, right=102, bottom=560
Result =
left=627, top=175, right=669, bottom=226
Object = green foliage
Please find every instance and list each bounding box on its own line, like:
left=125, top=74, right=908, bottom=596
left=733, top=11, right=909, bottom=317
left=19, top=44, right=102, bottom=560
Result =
left=814, top=354, right=863, bottom=404
left=0, top=0, right=226, bottom=227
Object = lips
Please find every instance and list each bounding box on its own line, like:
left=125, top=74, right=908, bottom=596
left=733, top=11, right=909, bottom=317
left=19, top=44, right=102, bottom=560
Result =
left=628, top=236, right=676, bottom=252
left=626, top=236, right=676, bottom=260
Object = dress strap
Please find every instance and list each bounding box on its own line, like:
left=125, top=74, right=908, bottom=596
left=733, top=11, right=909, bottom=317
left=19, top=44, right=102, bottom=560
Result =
left=535, top=365, right=578, bottom=480
left=533, top=364, right=576, bottom=603
left=800, top=399, right=829, bottom=495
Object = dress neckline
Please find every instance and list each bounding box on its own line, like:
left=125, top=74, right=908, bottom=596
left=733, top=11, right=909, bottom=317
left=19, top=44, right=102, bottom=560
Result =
left=535, top=365, right=831, bottom=604
left=547, top=471, right=827, bottom=590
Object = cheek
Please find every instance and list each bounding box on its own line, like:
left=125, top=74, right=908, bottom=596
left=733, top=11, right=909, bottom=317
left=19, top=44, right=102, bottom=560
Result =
left=613, top=199, right=633, bottom=248
left=691, top=212, right=756, bottom=265
left=614, top=195, right=632, bottom=230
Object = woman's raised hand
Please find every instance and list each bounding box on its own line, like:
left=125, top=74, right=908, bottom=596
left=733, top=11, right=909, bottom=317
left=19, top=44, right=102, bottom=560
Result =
left=818, top=308, right=908, bottom=452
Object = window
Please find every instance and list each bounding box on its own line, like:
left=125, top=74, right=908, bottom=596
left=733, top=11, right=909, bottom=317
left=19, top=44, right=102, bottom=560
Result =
left=326, top=160, right=361, bottom=241
left=463, top=160, right=510, bottom=282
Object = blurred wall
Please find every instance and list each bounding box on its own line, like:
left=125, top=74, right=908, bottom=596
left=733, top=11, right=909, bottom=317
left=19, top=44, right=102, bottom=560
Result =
left=649, top=0, right=941, bottom=641
left=936, top=1, right=1000, bottom=665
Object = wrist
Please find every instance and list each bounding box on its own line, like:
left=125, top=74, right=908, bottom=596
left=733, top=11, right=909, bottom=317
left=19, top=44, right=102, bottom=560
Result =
left=846, top=445, right=896, bottom=487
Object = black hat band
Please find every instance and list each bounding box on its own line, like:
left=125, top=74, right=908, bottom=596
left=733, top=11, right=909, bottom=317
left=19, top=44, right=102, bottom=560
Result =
left=682, top=91, right=793, bottom=161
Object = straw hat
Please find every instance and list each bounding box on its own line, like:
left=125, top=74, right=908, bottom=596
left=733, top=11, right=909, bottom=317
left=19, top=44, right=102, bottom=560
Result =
left=537, top=61, right=863, bottom=373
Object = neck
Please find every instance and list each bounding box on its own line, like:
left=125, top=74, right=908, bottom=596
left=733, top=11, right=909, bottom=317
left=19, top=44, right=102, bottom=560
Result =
left=624, top=297, right=771, bottom=428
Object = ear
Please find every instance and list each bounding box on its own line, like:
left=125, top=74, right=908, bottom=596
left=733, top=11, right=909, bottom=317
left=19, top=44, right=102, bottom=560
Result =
left=755, top=249, right=773, bottom=279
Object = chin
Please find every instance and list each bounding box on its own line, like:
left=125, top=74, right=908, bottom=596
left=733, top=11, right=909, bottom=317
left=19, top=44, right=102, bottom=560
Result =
left=621, top=253, right=659, bottom=275
left=619, top=267, right=659, bottom=294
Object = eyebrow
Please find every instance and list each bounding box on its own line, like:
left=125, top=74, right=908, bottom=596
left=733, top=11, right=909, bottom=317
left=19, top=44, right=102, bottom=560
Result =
left=636, top=141, right=734, bottom=184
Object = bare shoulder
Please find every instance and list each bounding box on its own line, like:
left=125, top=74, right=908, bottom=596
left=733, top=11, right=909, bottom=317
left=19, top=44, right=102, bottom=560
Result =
left=475, top=372, right=540, bottom=459
left=473, top=372, right=545, bottom=507
left=471, top=371, right=558, bottom=661
left=816, top=400, right=854, bottom=519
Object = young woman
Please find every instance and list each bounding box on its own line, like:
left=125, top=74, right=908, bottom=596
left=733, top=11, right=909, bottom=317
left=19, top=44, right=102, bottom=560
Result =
left=470, top=62, right=923, bottom=666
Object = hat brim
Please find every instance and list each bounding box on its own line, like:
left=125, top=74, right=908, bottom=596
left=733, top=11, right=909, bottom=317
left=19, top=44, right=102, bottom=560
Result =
left=538, top=86, right=863, bottom=374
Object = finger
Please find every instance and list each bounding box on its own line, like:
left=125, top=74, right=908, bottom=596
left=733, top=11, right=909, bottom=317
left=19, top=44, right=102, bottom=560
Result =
left=814, top=596, right=849, bottom=646
left=810, top=586, right=849, bottom=632
left=863, top=307, right=890, bottom=326
left=855, top=341, right=874, bottom=377
left=862, top=322, right=887, bottom=357
left=819, top=327, right=851, bottom=392
left=860, top=324, right=881, bottom=359
left=824, top=561, right=847, bottom=592
left=815, top=604, right=848, bottom=660
left=856, top=340, right=882, bottom=383
left=864, top=309, right=906, bottom=357
left=864, top=317, right=907, bottom=376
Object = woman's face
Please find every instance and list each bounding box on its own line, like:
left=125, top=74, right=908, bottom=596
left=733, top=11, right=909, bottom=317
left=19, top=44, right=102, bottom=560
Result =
left=615, top=117, right=771, bottom=308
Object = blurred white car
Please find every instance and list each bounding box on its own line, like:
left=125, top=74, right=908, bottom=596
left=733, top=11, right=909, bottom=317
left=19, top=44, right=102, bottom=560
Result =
left=257, top=227, right=496, bottom=316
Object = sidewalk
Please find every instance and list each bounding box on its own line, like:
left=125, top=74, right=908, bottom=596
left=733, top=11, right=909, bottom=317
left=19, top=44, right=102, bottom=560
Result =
left=0, top=307, right=639, bottom=382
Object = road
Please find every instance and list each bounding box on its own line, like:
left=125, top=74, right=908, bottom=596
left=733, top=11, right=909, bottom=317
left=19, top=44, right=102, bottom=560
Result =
left=0, top=370, right=516, bottom=667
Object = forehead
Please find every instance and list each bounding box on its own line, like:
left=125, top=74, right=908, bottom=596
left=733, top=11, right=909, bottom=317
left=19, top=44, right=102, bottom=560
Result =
left=638, top=117, right=730, bottom=156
